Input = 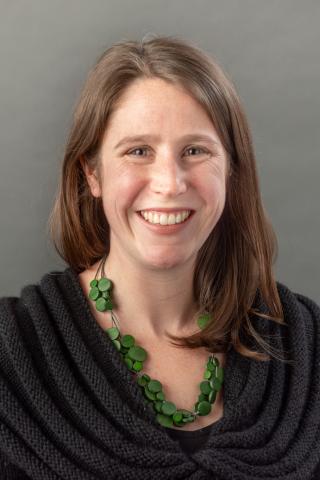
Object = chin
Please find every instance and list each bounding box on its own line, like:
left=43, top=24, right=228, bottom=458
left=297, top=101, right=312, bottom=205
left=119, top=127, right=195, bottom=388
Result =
left=149, top=259, right=181, bottom=270
left=140, top=248, right=192, bottom=270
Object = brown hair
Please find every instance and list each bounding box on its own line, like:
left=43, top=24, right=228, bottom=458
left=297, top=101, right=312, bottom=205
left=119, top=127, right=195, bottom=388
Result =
left=47, top=34, right=290, bottom=363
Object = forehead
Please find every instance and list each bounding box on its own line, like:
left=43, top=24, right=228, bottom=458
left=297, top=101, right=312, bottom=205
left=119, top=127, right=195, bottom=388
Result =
left=105, top=77, right=218, bottom=139
left=113, top=77, right=195, bottom=107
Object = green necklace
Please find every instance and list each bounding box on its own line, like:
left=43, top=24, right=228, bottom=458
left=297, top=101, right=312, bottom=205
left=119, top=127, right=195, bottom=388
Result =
left=88, top=273, right=224, bottom=429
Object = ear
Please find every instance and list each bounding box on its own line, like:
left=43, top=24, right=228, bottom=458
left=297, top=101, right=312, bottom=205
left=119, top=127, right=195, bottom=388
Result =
left=80, top=156, right=102, bottom=198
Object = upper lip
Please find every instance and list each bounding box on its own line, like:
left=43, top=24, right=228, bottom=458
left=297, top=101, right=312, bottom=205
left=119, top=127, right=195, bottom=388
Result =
left=138, top=208, right=194, bottom=213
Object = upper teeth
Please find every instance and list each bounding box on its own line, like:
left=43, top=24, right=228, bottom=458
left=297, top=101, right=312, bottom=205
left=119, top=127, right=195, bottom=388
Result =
left=140, top=210, right=191, bottom=225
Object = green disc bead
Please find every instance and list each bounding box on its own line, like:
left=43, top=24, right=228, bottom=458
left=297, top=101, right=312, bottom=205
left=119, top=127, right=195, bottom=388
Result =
left=161, top=401, right=177, bottom=416
left=101, top=291, right=110, bottom=299
left=98, top=277, right=112, bottom=292
left=198, top=400, right=212, bottom=416
left=137, top=376, right=147, bottom=387
left=175, top=409, right=186, bottom=416
left=89, top=287, right=100, bottom=301
left=128, top=345, right=147, bottom=362
left=210, top=376, right=222, bottom=391
left=180, top=409, right=193, bottom=418
left=106, top=298, right=113, bottom=310
left=216, top=366, right=224, bottom=383
left=106, top=327, right=119, bottom=340
left=112, top=339, right=121, bottom=351
left=154, top=401, right=163, bottom=413
left=97, top=297, right=113, bottom=311
left=208, top=389, right=217, bottom=403
left=200, top=380, right=212, bottom=395
left=173, top=412, right=183, bottom=424
left=124, top=357, right=133, bottom=369
left=120, top=346, right=128, bottom=354
left=144, top=386, right=156, bottom=401
left=198, top=393, right=207, bottom=402
left=142, top=374, right=150, bottom=382
left=197, top=313, right=211, bottom=330
left=90, top=279, right=98, bottom=288
left=121, top=335, right=135, bottom=348
left=156, top=391, right=165, bottom=401
left=133, top=361, right=143, bottom=372
left=96, top=297, right=108, bottom=312
left=156, top=414, right=173, bottom=428
left=148, top=380, right=162, bottom=393
left=207, top=360, right=215, bottom=372
left=182, top=416, right=195, bottom=423
left=204, top=369, right=212, bottom=379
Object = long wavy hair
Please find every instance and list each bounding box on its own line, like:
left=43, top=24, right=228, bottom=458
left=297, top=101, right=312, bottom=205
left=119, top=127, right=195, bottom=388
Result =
left=48, top=34, right=289, bottom=363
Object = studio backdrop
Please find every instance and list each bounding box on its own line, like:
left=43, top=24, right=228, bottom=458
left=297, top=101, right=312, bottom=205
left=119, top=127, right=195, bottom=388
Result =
left=0, top=0, right=319, bottom=301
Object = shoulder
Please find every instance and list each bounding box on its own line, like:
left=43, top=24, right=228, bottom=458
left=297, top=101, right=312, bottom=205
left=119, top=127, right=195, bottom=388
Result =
left=0, top=281, right=37, bottom=342
left=0, top=268, right=74, bottom=478
left=0, top=268, right=71, bottom=358
left=0, top=294, right=22, bottom=348
left=0, top=268, right=73, bottom=317
left=275, top=280, right=320, bottom=324
left=274, top=280, right=320, bottom=354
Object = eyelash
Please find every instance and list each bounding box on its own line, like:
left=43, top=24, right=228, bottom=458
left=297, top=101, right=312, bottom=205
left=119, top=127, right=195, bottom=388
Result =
left=127, top=146, right=210, bottom=157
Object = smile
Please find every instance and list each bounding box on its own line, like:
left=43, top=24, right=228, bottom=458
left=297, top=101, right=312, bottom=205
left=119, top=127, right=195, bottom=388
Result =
left=140, top=210, right=192, bottom=225
left=136, top=210, right=195, bottom=235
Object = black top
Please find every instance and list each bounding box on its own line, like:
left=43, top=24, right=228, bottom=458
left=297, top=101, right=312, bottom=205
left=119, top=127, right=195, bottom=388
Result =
left=166, top=422, right=214, bottom=454
left=1, top=266, right=320, bottom=479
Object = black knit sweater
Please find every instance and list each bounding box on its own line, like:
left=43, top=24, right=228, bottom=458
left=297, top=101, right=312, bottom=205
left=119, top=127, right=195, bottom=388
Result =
left=1, top=266, right=320, bottom=479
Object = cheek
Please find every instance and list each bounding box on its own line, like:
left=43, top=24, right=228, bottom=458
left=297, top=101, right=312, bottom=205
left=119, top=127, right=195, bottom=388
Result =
left=200, top=181, right=226, bottom=235
left=101, top=169, right=144, bottom=219
left=193, top=172, right=226, bottom=209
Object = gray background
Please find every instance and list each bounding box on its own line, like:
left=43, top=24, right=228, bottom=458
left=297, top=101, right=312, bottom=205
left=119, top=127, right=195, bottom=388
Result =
left=0, top=0, right=319, bottom=302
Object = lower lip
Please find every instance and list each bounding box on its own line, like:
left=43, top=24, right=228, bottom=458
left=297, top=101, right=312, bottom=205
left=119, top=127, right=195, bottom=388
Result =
left=136, top=211, right=194, bottom=235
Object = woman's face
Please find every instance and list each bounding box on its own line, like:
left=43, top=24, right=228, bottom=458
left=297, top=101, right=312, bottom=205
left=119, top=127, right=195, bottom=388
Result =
left=86, top=77, right=229, bottom=270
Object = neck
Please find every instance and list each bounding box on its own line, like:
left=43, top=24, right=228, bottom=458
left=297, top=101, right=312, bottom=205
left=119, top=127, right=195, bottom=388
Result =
left=100, top=246, right=200, bottom=342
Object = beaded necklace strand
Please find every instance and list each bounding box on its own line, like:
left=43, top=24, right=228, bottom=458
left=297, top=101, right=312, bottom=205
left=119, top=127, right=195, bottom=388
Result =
left=88, top=258, right=224, bottom=429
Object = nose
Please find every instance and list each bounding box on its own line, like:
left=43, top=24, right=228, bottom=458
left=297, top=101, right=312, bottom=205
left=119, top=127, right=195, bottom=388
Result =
left=149, top=156, right=188, bottom=197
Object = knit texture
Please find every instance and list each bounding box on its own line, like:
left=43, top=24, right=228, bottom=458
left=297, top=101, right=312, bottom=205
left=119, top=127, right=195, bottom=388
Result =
left=0, top=266, right=320, bottom=479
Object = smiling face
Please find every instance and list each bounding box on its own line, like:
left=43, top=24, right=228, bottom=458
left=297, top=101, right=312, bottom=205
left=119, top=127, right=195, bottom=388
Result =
left=84, top=77, right=229, bottom=271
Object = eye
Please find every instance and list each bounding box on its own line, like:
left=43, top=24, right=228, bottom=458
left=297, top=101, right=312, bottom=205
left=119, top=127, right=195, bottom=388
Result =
left=184, top=146, right=209, bottom=156
left=127, top=146, right=149, bottom=156
left=127, top=145, right=209, bottom=157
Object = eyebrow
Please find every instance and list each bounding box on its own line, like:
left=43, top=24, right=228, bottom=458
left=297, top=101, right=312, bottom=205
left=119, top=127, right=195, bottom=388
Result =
left=114, top=134, right=220, bottom=150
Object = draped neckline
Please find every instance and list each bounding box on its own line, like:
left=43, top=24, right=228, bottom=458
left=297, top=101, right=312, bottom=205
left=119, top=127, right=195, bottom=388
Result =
left=64, top=265, right=264, bottom=453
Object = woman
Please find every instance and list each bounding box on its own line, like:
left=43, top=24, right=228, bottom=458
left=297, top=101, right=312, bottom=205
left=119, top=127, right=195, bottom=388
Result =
left=0, top=34, right=319, bottom=479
